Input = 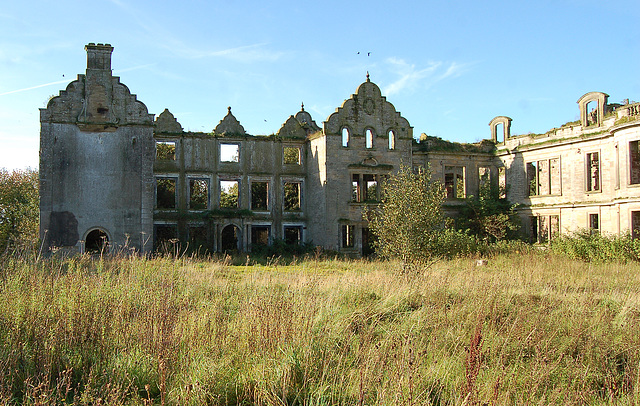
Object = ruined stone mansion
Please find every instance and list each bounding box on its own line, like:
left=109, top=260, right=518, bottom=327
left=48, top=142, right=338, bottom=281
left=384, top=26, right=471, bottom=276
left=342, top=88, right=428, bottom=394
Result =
left=39, top=44, right=640, bottom=255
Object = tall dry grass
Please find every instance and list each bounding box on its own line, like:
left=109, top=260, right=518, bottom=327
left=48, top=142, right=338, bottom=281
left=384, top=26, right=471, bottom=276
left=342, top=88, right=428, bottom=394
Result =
left=0, top=253, right=639, bottom=405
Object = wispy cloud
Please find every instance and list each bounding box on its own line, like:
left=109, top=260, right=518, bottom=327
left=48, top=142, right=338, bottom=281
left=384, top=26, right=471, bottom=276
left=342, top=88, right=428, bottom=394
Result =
left=383, top=58, right=473, bottom=96
left=0, top=79, right=69, bottom=97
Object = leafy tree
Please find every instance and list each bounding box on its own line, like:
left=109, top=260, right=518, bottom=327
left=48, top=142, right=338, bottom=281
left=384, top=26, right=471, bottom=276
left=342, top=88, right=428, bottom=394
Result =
left=0, top=169, right=39, bottom=254
left=220, top=181, right=239, bottom=209
left=366, top=165, right=444, bottom=267
left=459, top=173, right=519, bottom=242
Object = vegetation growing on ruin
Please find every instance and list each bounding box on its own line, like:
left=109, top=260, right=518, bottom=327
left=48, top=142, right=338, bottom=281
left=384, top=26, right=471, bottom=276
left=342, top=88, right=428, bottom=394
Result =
left=1, top=253, right=639, bottom=405
left=414, top=135, right=495, bottom=153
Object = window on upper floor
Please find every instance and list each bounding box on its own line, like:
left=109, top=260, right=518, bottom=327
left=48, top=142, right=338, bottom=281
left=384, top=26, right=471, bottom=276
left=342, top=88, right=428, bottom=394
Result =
left=527, top=158, right=560, bottom=196
left=342, top=128, right=350, bottom=147
left=156, top=177, right=176, bottom=209
left=283, top=182, right=301, bottom=211
left=498, top=166, right=507, bottom=199
left=220, top=180, right=239, bottom=209
left=586, top=152, right=600, bottom=192
left=365, top=129, right=373, bottom=149
left=189, top=178, right=209, bottom=210
left=444, top=166, right=465, bottom=199
left=388, top=130, right=396, bottom=150
left=156, top=141, right=176, bottom=160
left=251, top=181, right=269, bottom=211
left=630, top=141, right=640, bottom=185
left=284, top=146, right=301, bottom=165
left=220, top=143, right=239, bottom=163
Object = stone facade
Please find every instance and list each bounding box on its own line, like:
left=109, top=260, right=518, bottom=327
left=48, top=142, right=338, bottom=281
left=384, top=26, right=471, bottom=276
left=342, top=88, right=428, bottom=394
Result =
left=39, top=44, right=640, bottom=255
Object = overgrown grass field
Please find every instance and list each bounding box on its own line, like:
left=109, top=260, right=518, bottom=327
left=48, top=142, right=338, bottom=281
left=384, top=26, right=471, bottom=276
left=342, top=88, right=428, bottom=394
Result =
left=1, top=253, right=640, bottom=405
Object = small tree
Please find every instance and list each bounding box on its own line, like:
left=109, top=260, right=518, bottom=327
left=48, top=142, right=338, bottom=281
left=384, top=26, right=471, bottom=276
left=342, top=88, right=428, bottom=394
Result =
left=0, top=168, right=39, bottom=254
left=366, top=165, right=444, bottom=267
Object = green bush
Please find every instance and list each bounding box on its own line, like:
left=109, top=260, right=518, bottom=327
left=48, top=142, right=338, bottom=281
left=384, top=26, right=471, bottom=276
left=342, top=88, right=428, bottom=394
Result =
left=550, top=230, right=640, bottom=262
left=0, top=168, right=39, bottom=255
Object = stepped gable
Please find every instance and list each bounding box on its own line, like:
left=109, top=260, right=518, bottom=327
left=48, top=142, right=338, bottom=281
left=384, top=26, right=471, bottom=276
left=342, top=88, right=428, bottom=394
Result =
left=294, top=103, right=321, bottom=135
left=324, top=74, right=412, bottom=139
left=40, top=43, right=153, bottom=127
left=214, top=106, right=246, bottom=136
left=155, top=109, right=183, bottom=133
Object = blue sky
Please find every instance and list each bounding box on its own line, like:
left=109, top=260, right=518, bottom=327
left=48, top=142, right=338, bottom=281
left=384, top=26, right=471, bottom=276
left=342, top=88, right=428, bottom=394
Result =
left=1, top=0, right=639, bottom=170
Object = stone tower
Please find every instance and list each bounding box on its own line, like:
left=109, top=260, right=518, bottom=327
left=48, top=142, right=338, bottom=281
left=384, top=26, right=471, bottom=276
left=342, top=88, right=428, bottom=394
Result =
left=39, top=43, right=155, bottom=254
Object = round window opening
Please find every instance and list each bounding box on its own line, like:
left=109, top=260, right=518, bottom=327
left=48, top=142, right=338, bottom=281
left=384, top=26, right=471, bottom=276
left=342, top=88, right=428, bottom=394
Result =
left=85, top=229, right=109, bottom=254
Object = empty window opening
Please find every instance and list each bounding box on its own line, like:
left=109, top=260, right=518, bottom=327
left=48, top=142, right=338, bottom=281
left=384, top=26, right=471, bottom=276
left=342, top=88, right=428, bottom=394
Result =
left=527, top=159, right=560, bottom=196
left=189, top=179, right=209, bottom=210
left=550, top=158, right=561, bottom=195
left=589, top=213, right=599, bottom=233
left=498, top=167, right=507, bottom=199
left=550, top=215, right=560, bottom=240
left=283, top=182, right=301, bottom=211
left=527, top=162, right=538, bottom=196
left=365, top=129, right=373, bottom=149
left=586, top=100, right=598, bottom=126
left=630, top=141, right=640, bottom=184
left=586, top=152, right=600, bottom=192
left=444, top=166, right=465, bottom=199
left=364, top=174, right=378, bottom=201
left=362, top=227, right=375, bottom=257
left=156, top=178, right=176, bottom=209
left=283, top=146, right=301, bottom=165
left=284, top=226, right=302, bottom=245
left=341, top=225, right=354, bottom=248
left=221, top=224, right=240, bottom=251
left=220, top=143, right=239, bottom=162
left=154, top=224, right=178, bottom=252
left=342, top=128, right=350, bottom=147
left=251, top=226, right=270, bottom=247
left=388, top=130, right=396, bottom=150
left=156, top=141, right=176, bottom=160
left=478, top=167, right=491, bottom=192
left=251, top=182, right=269, bottom=211
left=632, top=211, right=640, bottom=239
left=495, top=123, right=505, bottom=143
left=220, top=180, right=239, bottom=209
left=85, top=229, right=108, bottom=254
left=188, top=226, right=208, bottom=251
left=531, top=215, right=559, bottom=243
left=352, top=174, right=361, bottom=202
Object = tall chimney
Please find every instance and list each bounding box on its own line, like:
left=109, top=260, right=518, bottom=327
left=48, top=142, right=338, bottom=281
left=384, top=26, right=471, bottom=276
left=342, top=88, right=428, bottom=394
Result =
left=85, top=43, right=113, bottom=71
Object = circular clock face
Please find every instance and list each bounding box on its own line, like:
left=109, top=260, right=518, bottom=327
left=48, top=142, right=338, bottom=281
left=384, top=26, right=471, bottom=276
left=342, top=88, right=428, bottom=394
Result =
left=364, top=98, right=374, bottom=115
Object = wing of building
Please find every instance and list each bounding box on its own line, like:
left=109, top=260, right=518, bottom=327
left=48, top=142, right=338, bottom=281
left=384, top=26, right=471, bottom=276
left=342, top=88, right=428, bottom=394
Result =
left=39, top=44, right=640, bottom=255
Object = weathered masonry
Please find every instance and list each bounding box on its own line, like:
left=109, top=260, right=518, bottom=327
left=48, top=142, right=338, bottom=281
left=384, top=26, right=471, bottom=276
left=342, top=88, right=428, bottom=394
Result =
left=39, top=44, right=640, bottom=255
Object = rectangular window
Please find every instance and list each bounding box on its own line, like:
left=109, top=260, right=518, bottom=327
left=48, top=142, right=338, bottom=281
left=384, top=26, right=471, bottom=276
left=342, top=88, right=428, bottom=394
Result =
left=341, top=225, right=354, bottom=248
left=284, top=226, right=302, bottom=245
left=251, top=182, right=269, bottom=211
left=156, top=141, right=176, bottom=160
left=283, top=146, right=301, bottom=165
left=478, top=167, right=491, bottom=192
left=630, top=141, right=640, bottom=185
left=632, top=211, right=640, bottom=239
left=586, top=152, right=600, bottom=192
left=527, top=162, right=538, bottom=196
left=444, top=166, right=465, bottom=199
left=251, top=225, right=270, bottom=247
left=220, top=180, right=239, bottom=209
left=154, top=224, right=178, bottom=250
left=156, top=178, right=176, bottom=209
left=352, top=174, right=361, bottom=202
left=589, top=213, right=599, bottom=233
left=189, top=178, right=209, bottom=210
left=498, top=166, right=506, bottom=199
left=363, top=174, right=378, bottom=201
left=527, top=159, right=561, bottom=196
left=284, top=182, right=301, bottom=211
left=550, top=158, right=561, bottom=195
left=220, top=143, right=239, bottom=162
left=531, top=215, right=560, bottom=243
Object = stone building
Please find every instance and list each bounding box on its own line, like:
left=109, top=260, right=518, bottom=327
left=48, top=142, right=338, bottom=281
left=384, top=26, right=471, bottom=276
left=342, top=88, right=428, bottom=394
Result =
left=39, top=44, right=640, bottom=255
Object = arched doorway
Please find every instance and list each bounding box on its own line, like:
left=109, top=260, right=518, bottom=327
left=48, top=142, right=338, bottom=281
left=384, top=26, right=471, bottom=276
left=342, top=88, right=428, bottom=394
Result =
left=85, top=229, right=109, bottom=254
left=221, top=224, right=240, bottom=252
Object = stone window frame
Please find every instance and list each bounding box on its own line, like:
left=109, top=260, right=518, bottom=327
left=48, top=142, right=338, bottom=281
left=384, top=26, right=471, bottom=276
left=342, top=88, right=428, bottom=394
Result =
left=155, top=140, right=177, bottom=161
left=526, top=157, right=562, bottom=197
left=365, top=128, right=375, bottom=149
left=341, top=224, right=355, bottom=249
left=250, top=222, right=272, bottom=249
left=387, top=129, right=396, bottom=150
left=341, top=127, right=351, bottom=148
left=530, top=214, right=560, bottom=244
left=585, top=150, right=601, bottom=193
left=588, top=213, right=600, bottom=233
left=351, top=173, right=383, bottom=203
left=187, top=176, right=211, bottom=211
left=282, top=223, right=304, bottom=245
left=153, top=222, right=179, bottom=250
left=282, top=177, right=304, bottom=212
left=443, top=165, right=466, bottom=200
left=187, top=222, right=209, bottom=251
left=249, top=176, right=272, bottom=212
left=155, top=174, right=179, bottom=210
left=283, top=144, right=302, bottom=166
left=218, top=175, right=241, bottom=209
left=629, top=140, right=640, bottom=186
left=631, top=210, right=640, bottom=239
left=219, top=142, right=240, bottom=163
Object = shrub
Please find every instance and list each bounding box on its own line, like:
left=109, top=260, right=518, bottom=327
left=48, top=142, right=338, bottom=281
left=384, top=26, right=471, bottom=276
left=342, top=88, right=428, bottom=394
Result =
left=0, top=168, right=39, bottom=255
left=550, top=230, right=640, bottom=262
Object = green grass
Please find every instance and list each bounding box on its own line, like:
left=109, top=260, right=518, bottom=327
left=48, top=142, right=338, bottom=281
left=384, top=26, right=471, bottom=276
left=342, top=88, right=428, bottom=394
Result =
left=1, top=253, right=639, bottom=405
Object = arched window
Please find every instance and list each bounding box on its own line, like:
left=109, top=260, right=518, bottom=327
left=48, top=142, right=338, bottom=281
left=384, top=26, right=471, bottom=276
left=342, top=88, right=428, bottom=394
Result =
left=365, top=129, right=373, bottom=149
left=388, top=130, right=396, bottom=150
left=341, top=127, right=350, bottom=147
